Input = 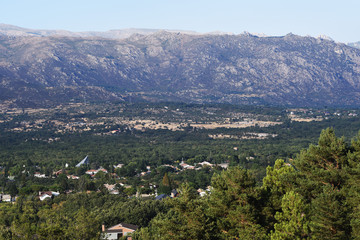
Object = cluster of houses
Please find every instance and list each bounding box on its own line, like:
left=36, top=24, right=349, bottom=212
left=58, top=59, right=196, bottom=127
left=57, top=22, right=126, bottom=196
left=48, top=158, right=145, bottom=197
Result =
left=160, top=160, right=228, bottom=173
left=28, top=156, right=228, bottom=182
left=85, top=167, right=108, bottom=177
left=179, top=160, right=215, bottom=170
left=155, top=189, right=179, bottom=200
left=99, top=185, right=212, bottom=239
left=197, top=186, right=212, bottom=197
left=1, top=155, right=226, bottom=206
left=1, top=159, right=215, bottom=239
left=103, top=183, right=130, bottom=195
left=177, top=160, right=228, bottom=171
left=138, top=166, right=151, bottom=177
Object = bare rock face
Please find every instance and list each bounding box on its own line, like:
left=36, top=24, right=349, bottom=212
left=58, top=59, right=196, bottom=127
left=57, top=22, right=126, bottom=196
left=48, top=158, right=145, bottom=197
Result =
left=1, top=28, right=360, bottom=107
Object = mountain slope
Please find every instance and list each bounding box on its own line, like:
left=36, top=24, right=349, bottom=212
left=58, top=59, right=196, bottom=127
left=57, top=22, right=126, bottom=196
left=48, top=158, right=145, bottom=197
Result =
left=349, top=41, right=360, bottom=49
left=1, top=29, right=360, bottom=107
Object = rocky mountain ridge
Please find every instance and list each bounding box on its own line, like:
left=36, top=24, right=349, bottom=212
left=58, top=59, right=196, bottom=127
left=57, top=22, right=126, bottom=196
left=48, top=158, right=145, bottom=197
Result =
left=0, top=23, right=203, bottom=39
left=1, top=25, right=360, bottom=107
left=349, top=41, right=360, bottom=49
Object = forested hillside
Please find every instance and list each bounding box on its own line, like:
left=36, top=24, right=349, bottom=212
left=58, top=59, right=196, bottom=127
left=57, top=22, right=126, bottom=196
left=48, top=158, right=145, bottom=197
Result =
left=134, top=128, right=360, bottom=239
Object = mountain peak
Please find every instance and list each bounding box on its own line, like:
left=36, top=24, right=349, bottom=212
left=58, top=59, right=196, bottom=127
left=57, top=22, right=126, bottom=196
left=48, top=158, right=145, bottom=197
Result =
left=317, top=35, right=334, bottom=41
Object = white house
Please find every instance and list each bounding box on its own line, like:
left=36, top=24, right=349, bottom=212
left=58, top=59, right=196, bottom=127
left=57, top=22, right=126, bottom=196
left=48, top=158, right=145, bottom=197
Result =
left=101, top=223, right=138, bottom=240
left=39, top=191, right=60, bottom=201
left=34, top=172, right=47, bottom=178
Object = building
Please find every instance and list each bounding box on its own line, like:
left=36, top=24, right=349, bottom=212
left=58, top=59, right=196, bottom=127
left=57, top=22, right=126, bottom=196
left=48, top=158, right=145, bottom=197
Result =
left=155, top=193, right=169, bottom=200
left=85, top=167, right=108, bottom=176
left=75, top=156, right=89, bottom=167
left=39, top=191, right=60, bottom=201
left=34, top=172, right=47, bottom=178
left=198, top=161, right=213, bottom=167
left=171, top=189, right=179, bottom=198
left=67, top=175, right=79, bottom=180
left=0, top=194, right=13, bottom=202
left=217, top=163, right=229, bottom=169
left=101, top=223, right=138, bottom=240
left=53, top=169, right=64, bottom=176
left=114, top=163, right=124, bottom=169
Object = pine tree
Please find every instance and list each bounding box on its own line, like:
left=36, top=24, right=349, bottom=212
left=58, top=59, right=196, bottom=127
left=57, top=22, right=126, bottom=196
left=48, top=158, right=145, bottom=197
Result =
left=345, top=131, right=360, bottom=238
left=294, top=128, right=349, bottom=190
left=158, top=172, right=172, bottom=195
left=310, top=186, right=351, bottom=240
left=66, top=207, right=100, bottom=239
left=137, top=183, right=217, bottom=240
left=270, top=191, right=310, bottom=240
left=208, top=167, right=267, bottom=239
left=262, top=159, right=297, bottom=232
left=263, top=159, right=296, bottom=210
left=162, top=172, right=171, bottom=187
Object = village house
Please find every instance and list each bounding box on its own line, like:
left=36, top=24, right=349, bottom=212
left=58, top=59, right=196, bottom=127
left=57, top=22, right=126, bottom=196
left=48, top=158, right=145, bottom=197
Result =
left=53, top=169, right=63, bottom=176
left=140, top=170, right=151, bottom=176
left=160, top=164, right=178, bottom=171
left=179, top=161, right=195, bottom=170
left=0, top=194, right=14, bottom=202
left=114, top=163, right=124, bottom=169
left=39, top=191, right=60, bottom=201
left=85, top=169, right=98, bottom=176
left=111, top=173, right=119, bottom=179
left=85, top=167, right=108, bottom=177
left=217, top=163, right=229, bottom=169
left=197, top=186, right=212, bottom=197
left=155, top=189, right=179, bottom=200
left=198, top=161, right=213, bottom=167
left=34, top=172, right=46, bottom=178
left=101, top=223, right=138, bottom=240
left=171, top=189, right=179, bottom=198
left=67, top=175, right=80, bottom=180
left=103, top=184, right=120, bottom=194
left=155, top=193, right=169, bottom=200
left=104, top=184, right=116, bottom=191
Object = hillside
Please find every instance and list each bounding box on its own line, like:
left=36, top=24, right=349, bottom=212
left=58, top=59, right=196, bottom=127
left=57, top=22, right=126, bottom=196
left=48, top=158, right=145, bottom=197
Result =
left=1, top=26, right=360, bottom=107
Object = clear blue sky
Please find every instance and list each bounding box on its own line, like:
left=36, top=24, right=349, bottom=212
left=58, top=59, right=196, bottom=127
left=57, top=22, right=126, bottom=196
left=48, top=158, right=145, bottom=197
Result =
left=1, top=0, right=359, bottom=43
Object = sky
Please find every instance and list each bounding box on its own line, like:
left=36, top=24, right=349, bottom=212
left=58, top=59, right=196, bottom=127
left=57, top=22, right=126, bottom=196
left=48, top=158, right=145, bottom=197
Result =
left=1, top=0, right=359, bottom=43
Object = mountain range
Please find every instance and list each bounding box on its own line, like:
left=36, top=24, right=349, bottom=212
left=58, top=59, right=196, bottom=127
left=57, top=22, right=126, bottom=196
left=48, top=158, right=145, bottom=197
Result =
left=1, top=24, right=360, bottom=107
left=348, top=41, right=360, bottom=49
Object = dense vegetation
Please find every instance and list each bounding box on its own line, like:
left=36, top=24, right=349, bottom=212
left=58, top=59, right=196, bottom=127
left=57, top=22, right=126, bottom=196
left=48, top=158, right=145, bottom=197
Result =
left=0, top=193, right=168, bottom=239
left=1, top=128, right=360, bottom=239
left=1, top=103, right=360, bottom=239
left=134, top=128, right=360, bottom=239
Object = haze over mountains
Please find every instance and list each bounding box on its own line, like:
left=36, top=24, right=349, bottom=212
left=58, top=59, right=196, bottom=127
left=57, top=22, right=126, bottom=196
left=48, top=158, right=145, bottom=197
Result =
left=1, top=24, right=360, bottom=107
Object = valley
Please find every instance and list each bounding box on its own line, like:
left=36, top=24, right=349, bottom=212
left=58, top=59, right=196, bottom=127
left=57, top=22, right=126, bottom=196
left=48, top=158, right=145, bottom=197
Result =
left=1, top=23, right=360, bottom=239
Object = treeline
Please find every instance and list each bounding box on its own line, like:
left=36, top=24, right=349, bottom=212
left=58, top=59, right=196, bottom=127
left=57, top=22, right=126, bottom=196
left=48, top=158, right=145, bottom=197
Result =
left=133, top=128, right=360, bottom=239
